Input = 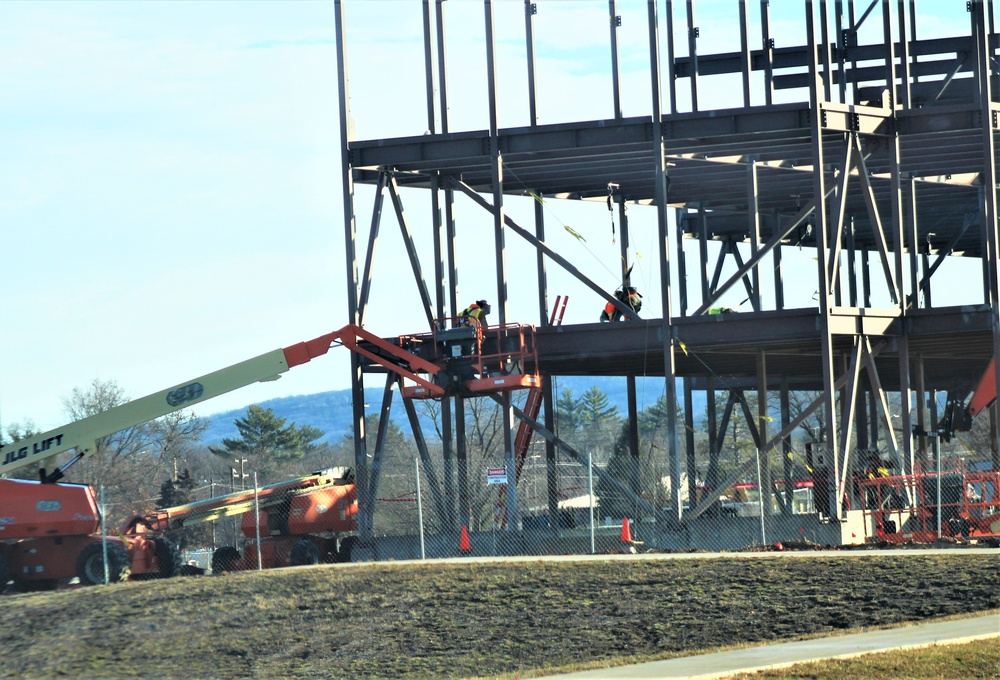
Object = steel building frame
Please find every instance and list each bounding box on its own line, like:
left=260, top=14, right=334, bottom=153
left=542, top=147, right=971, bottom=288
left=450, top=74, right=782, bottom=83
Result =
left=334, top=0, right=1000, bottom=549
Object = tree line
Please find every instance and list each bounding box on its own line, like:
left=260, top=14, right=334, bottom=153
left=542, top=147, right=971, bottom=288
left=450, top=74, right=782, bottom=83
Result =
left=3, top=377, right=993, bottom=550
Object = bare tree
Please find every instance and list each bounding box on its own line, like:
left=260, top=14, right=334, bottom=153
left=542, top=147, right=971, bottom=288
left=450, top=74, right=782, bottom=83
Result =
left=148, top=411, right=209, bottom=481
left=62, top=379, right=160, bottom=525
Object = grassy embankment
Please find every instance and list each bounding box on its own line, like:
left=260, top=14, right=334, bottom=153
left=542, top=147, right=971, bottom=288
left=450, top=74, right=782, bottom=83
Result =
left=1, top=553, right=997, bottom=679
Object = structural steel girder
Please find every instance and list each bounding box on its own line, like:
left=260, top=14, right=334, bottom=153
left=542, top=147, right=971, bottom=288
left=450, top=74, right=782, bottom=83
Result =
left=335, top=0, right=1000, bottom=537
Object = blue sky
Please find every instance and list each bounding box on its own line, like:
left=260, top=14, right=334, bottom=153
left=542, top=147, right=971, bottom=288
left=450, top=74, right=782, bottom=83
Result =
left=0, top=1, right=974, bottom=432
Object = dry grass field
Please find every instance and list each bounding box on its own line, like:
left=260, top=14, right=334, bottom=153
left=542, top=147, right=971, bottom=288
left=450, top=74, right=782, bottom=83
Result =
left=1, top=552, right=997, bottom=679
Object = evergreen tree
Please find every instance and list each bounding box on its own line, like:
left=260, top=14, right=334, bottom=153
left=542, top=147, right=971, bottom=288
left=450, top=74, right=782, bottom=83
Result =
left=578, top=386, right=618, bottom=426
left=555, top=388, right=582, bottom=431
left=637, top=395, right=677, bottom=439
left=157, top=468, right=196, bottom=508
left=155, top=468, right=210, bottom=550
left=209, top=405, right=324, bottom=481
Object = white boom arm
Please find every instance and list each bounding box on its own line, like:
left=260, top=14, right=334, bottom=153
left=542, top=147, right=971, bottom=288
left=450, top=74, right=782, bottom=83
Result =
left=1, top=332, right=338, bottom=480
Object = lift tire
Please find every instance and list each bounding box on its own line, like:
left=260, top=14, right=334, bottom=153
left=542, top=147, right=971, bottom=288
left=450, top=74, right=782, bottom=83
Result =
left=290, top=539, right=320, bottom=567
left=211, top=546, right=241, bottom=574
left=153, top=536, right=183, bottom=578
left=336, top=536, right=357, bottom=563
left=77, top=541, right=131, bottom=586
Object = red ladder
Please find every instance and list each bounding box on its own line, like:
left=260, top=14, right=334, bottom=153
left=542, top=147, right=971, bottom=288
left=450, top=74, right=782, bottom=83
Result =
left=495, top=295, right=568, bottom=529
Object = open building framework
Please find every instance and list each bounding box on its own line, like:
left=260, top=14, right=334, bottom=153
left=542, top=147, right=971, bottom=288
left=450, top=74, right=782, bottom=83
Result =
left=332, top=0, right=1000, bottom=549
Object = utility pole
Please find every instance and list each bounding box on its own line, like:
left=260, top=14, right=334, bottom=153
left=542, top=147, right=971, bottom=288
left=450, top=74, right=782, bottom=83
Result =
left=231, top=459, right=249, bottom=547
left=209, top=478, right=217, bottom=551
left=233, top=458, right=249, bottom=491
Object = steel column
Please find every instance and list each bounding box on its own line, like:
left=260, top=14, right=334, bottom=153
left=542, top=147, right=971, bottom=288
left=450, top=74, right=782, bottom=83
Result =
left=334, top=0, right=372, bottom=549
left=686, top=0, right=699, bottom=112
left=760, top=0, right=775, bottom=105
left=609, top=0, right=623, bottom=119
left=780, top=376, right=793, bottom=511
left=739, top=1, right=752, bottom=108
left=755, top=351, right=771, bottom=514
left=884, top=0, right=907, bottom=310
left=973, top=0, right=1000, bottom=466
left=747, top=162, right=762, bottom=311
left=807, top=0, right=841, bottom=520
left=525, top=0, right=539, bottom=126
left=484, top=0, right=517, bottom=530
left=650, top=0, right=681, bottom=525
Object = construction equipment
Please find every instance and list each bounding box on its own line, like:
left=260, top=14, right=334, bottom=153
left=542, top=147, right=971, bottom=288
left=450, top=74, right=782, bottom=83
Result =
left=0, top=322, right=539, bottom=590
left=366, top=322, right=541, bottom=400
left=859, top=460, right=1000, bottom=544
left=125, top=468, right=358, bottom=573
left=937, top=357, right=997, bottom=441
left=861, top=355, right=1000, bottom=543
left=0, top=332, right=351, bottom=591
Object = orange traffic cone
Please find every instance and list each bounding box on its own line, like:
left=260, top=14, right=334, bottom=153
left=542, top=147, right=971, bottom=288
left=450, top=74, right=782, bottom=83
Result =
left=459, top=525, right=471, bottom=553
left=620, top=516, right=633, bottom=544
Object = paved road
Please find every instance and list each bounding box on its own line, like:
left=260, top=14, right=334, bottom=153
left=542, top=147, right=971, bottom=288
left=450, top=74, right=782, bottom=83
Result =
left=533, top=613, right=1000, bottom=679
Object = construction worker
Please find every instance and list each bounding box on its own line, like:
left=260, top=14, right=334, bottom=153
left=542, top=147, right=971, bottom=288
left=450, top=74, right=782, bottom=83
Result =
left=460, top=300, right=490, bottom=328
left=600, top=287, right=642, bottom=322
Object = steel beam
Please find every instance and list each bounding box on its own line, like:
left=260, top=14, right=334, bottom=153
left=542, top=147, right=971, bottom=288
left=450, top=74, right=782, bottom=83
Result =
left=358, top=171, right=388, bottom=326
left=334, top=0, right=371, bottom=549
left=650, top=0, right=682, bottom=522
left=609, top=0, right=622, bottom=119
left=387, top=175, right=436, bottom=329
left=973, top=0, right=1000, bottom=464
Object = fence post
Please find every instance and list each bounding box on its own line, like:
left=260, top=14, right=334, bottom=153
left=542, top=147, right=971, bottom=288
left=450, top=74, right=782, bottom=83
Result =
left=253, top=472, right=262, bottom=570
left=415, top=454, right=425, bottom=559
left=100, top=485, right=109, bottom=585
left=588, top=451, right=596, bottom=554
left=756, top=449, right=767, bottom=545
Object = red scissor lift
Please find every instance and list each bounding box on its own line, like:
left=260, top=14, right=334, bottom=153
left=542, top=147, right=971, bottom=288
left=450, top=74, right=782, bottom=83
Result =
left=859, top=459, right=1000, bottom=543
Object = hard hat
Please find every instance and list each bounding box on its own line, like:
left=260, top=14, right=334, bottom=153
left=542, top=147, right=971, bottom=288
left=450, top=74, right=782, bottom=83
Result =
left=476, top=299, right=488, bottom=308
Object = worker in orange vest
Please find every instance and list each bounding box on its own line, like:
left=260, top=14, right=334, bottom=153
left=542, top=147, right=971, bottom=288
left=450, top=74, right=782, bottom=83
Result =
left=600, top=287, right=642, bottom=322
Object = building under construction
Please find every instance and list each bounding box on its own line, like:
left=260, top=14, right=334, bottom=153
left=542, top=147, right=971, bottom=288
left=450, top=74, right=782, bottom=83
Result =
left=331, top=1, right=1000, bottom=552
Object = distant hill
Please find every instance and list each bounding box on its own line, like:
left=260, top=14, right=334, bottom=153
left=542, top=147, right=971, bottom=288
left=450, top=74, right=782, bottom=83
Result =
left=200, top=376, right=705, bottom=446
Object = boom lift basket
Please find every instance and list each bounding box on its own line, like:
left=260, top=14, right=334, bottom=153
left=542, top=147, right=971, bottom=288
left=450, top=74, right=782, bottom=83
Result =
left=400, top=321, right=541, bottom=399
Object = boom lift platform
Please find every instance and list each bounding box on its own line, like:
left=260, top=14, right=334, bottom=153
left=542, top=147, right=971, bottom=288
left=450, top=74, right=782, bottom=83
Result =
left=325, top=322, right=541, bottom=399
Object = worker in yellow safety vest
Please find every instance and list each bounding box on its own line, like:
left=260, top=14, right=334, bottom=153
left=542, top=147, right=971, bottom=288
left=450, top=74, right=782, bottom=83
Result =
left=460, top=300, right=490, bottom=328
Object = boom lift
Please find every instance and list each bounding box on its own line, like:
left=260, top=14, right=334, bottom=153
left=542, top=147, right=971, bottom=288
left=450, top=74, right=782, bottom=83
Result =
left=859, top=461, right=1000, bottom=543
left=937, top=357, right=997, bottom=441
left=1, top=322, right=540, bottom=590
left=125, top=467, right=358, bottom=573
left=860, top=357, right=1000, bottom=544
left=0, top=332, right=346, bottom=591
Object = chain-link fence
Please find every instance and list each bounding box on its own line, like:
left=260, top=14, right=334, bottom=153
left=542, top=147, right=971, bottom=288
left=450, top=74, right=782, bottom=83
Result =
left=177, top=446, right=998, bottom=573
left=4, top=417, right=998, bottom=594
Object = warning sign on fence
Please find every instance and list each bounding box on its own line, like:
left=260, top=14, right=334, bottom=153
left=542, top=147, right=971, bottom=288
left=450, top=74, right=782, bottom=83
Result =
left=486, top=467, right=507, bottom=485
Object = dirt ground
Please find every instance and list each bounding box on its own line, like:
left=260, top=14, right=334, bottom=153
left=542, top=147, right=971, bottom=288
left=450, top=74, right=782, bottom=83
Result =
left=1, top=552, right=997, bottom=679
